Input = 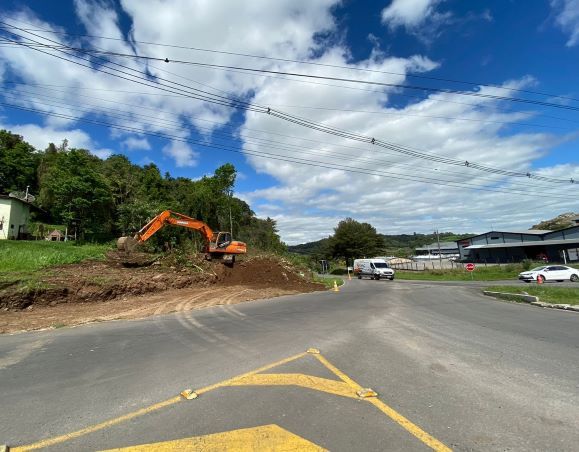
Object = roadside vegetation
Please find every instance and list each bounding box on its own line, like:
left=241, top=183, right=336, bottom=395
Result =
left=313, top=275, right=345, bottom=289
left=0, top=241, right=112, bottom=293
left=485, top=285, right=579, bottom=305
left=0, top=241, right=110, bottom=272
left=395, top=264, right=524, bottom=281
left=1, top=130, right=285, bottom=252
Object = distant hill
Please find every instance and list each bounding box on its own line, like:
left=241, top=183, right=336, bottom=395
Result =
left=532, top=212, right=578, bottom=231
left=288, top=232, right=473, bottom=257
left=287, top=238, right=330, bottom=255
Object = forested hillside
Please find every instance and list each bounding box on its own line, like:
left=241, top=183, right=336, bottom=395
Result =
left=289, top=230, right=472, bottom=258
left=532, top=212, right=578, bottom=231
left=0, top=130, right=284, bottom=251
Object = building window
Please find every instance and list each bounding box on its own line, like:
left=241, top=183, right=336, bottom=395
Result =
left=490, top=236, right=500, bottom=240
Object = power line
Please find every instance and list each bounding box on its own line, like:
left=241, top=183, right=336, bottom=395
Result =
left=2, top=99, right=576, bottom=201
left=7, top=22, right=579, bottom=104
left=29, top=41, right=579, bottom=113
left=4, top=22, right=579, bottom=114
left=0, top=22, right=576, bottom=185
left=5, top=86, right=572, bottom=195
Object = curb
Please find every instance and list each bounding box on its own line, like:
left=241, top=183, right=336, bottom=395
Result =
left=483, top=291, right=579, bottom=313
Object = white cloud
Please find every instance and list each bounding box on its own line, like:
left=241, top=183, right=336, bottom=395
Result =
left=121, top=136, right=151, bottom=151
left=381, top=0, right=452, bottom=42
left=240, top=66, right=579, bottom=243
left=162, top=141, right=199, bottom=167
left=0, top=122, right=112, bottom=159
left=550, top=0, right=579, bottom=46
left=381, top=0, right=443, bottom=28
left=0, top=1, right=578, bottom=245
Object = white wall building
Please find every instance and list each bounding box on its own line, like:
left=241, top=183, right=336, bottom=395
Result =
left=0, top=195, right=32, bottom=240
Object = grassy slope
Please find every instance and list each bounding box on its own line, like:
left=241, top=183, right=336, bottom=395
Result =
left=0, top=241, right=110, bottom=272
left=0, top=241, right=111, bottom=291
left=485, top=285, right=579, bottom=305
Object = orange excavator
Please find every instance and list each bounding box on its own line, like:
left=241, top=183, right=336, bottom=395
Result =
left=117, top=210, right=247, bottom=265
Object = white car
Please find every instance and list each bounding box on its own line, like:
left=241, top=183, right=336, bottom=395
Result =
left=518, top=265, right=579, bottom=283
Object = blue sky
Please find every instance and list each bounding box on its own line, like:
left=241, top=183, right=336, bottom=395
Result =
left=1, top=0, right=578, bottom=243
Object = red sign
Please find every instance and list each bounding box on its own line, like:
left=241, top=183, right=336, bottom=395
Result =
left=465, top=263, right=476, bottom=272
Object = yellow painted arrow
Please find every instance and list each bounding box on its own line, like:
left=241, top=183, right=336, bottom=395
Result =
left=101, top=424, right=326, bottom=451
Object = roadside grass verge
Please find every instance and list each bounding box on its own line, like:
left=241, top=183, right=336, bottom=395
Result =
left=0, top=241, right=111, bottom=272
left=485, top=285, right=579, bottom=305
left=0, top=241, right=111, bottom=292
left=395, top=265, right=522, bottom=281
left=313, top=275, right=344, bottom=289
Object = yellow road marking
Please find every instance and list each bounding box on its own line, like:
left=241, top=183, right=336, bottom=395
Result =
left=313, top=353, right=363, bottom=390
left=101, top=424, right=326, bottom=451
left=368, top=398, right=452, bottom=452
left=13, top=349, right=452, bottom=452
left=196, top=352, right=307, bottom=395
left=13, top=352, right=307, bottom=452
left=227, top=373, right=358, bottom=399
left=11, top=396, right=182, bottom=452
left=315, top=353, right=451, bottom=452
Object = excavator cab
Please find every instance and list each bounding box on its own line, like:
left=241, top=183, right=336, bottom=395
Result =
left=211, top=232, right=232, bottom=249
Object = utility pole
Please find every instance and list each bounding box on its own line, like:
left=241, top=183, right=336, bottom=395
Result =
left=436, top=229, right=442, bottom=268
left=229, top=189, right=234, bottom=236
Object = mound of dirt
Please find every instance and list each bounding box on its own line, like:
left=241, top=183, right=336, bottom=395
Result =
left=1, top=253, right=323, bottom=312
left=214, top=257, right=321, bottom=291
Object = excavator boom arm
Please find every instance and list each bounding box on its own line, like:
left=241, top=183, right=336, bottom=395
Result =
left=117, top=210, right=246, bottom=262
left=136, top=210, right=214, bottom=244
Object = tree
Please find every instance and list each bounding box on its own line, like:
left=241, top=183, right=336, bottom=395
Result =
left=38, top=149, right=113, bottom=234
left=0, top=130, right=40, bottom=194
left=329, top=218, right=383, bottom=261
left=238, top=216, right=286, bottom=253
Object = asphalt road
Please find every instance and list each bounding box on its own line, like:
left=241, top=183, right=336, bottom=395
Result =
left=1, top=280, right=578, bottom=451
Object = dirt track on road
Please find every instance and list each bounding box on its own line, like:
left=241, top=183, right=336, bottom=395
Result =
left=1, top=254, right=324, bottom=333
left=0, top=284, right=307, bottom=334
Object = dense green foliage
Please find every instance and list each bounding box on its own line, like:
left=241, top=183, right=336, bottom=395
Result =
left=328, top=218, right=383, bottom=261
left=0, top=130, right=285, bottom=251
left=0, top=130, right=40, bottom=194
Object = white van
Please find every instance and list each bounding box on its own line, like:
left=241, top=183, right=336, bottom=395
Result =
left=353, top=258, right=395, bottom=280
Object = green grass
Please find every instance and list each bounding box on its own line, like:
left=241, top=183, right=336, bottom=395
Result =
left=485, top=285, right=579, bottom=305
left=395, top=265, right=523, bottom=281
left=0, top=241, right=111, bottom=273
left=313, top=275, right=345, bottom=289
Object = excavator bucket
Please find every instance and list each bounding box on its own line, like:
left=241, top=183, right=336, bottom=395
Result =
left=117, top=236, right=139, bottom=252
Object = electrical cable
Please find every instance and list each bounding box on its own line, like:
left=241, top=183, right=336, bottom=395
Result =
left=1, top=100, right=577, bottom=201
left=7, top=21, right=579, bottom=104
left=6, top=86, right=573, bottom=194
left=0, top=22, right=576, bottom=185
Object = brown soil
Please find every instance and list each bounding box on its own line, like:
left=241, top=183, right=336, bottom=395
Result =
left=0, top=253, right=323, bottom=334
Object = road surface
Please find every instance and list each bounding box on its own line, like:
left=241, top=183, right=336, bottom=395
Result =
left=1, top=280, right=578, bottom=451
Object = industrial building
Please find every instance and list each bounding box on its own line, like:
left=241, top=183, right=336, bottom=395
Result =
left=414, top=242, right=459, bottom=257
left=457, top=223, right=579, bottom=263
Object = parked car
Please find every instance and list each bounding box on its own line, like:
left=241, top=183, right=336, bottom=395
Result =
left=353, top=258, right=395, bottom=280
left=518, top=265, right=579, bottom=283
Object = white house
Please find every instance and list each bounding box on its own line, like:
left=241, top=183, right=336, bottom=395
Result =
left=0, top=195, right=32, bottom=240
